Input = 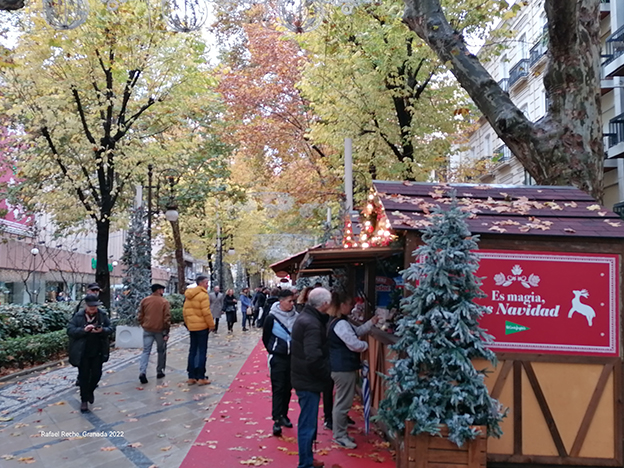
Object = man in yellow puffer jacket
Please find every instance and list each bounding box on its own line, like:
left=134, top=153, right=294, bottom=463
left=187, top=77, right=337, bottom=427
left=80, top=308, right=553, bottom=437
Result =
left=183, top=275, right=215, bottom=386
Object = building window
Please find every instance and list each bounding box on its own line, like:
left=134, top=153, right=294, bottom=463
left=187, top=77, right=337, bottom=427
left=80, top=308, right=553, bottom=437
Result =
left=524, top=170, right=536, bottom=186
left=521, top=104, right=530, bottom=121
left=501, top=55, right=508, bottom=78
left=519, top=33, right=528, bottom=60
left=484, top=134, right=491, bottom=157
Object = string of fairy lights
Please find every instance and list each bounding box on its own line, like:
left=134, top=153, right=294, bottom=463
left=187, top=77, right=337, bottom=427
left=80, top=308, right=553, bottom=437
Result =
left=343, top=191, right=395, bottom=249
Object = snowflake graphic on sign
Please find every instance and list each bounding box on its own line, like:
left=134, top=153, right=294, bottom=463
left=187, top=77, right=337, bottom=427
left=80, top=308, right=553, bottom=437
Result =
left=493, top=264, right=540, bottom=289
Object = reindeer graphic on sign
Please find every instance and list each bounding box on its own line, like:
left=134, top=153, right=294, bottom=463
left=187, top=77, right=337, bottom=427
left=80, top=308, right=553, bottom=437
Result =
left=568, top=290, right=596, bottom=327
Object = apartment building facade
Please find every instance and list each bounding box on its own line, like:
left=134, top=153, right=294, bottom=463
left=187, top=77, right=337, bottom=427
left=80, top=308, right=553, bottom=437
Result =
left=462, top=0, right=623, bottom=210
left=0, top=204, right=207, bottom=305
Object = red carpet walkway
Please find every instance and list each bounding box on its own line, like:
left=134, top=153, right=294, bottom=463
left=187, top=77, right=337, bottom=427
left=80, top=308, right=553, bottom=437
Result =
left=180, top=339, right=395, bottom=468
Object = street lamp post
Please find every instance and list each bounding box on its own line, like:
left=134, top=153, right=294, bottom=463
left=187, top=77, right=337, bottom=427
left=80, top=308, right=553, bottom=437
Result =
left=30, top=247, right=39, bottom=303
left=144, top=166, right=185, bottom=293
left=164, top=175, right=186, bottom=294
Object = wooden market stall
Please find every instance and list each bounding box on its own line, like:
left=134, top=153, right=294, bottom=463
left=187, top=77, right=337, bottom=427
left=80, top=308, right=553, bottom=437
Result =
left=272, top=181, right=624, bottom=467
left=379, top=181, right=624, bottom=467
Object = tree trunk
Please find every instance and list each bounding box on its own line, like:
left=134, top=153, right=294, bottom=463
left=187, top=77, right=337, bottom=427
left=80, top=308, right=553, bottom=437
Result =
left=402, top=0, right=604, bottom=202
left=169, top=219, right=186, bottom=294
left=96, top=219, right=111, bottom=311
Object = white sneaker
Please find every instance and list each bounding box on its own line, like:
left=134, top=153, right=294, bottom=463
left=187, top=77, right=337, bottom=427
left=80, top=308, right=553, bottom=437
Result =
left=333, top=437, right=357, bottom=449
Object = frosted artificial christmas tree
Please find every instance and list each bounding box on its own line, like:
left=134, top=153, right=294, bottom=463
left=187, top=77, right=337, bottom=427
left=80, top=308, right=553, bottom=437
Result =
left=377, top=197, right=504, bottom=448
left=116, top=206, right=152, bottom=325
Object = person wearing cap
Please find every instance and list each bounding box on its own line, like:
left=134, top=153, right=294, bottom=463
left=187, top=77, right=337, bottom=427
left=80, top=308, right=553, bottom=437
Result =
left=67, top=294, right=113, bottom=413
left=72, top=282, right=104, bottom=387
left=137, top=284, right=171, bottom=384
left=73, top=282, right=102, bottom=316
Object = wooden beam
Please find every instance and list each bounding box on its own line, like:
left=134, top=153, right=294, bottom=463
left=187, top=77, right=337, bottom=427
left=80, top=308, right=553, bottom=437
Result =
left=522, top=361, right=567, bottom=457
left=570, top=362, right=615, bottom=457
left=491, top=360, right=513, bottom=400
left=513, top=361, right=522, bottom=455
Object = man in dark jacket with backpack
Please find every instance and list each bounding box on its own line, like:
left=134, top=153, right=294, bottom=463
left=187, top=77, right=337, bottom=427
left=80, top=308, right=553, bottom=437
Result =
left=291, top=287, right=332, bottom=468
left=262, top=288, right=298, bottom=436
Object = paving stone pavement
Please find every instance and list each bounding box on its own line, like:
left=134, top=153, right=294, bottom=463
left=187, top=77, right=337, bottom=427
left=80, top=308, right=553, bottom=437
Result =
left=0, top=324, right=262, bottom=468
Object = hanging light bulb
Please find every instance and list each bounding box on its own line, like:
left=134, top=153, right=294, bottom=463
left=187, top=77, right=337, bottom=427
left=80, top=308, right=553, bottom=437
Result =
left=162, top=0, right=209, bottom=32
left=43, top=0, right=89, bottom=30
left=275, top=0, right=324, bottom=33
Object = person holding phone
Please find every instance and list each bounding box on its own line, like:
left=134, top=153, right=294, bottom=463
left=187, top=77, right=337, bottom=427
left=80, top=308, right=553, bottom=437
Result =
left=67, top=295, right=113, bottom=413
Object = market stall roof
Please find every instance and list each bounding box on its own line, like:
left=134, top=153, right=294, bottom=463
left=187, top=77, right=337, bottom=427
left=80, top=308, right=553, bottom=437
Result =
left=300, top=246, right=402, bottom=271
left=373, top=181, right=624, bottom=238
left=269, top=244, right=322, bottom=276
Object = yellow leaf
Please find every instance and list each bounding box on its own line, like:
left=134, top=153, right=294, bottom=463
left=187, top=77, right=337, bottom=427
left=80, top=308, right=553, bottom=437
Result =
left=586, top=204, right=601, bottom=211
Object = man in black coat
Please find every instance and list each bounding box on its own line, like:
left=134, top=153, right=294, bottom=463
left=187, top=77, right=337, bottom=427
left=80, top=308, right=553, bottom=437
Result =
left=67, top=295, right=113, bottom=413
left=291, top=287, right=332, bottom=468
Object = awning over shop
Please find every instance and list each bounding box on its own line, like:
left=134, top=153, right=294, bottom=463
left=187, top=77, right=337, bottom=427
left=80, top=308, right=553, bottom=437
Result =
left=300, top=246, right=402, bottom=271
left=269, top=244, right=322, bottom=278
left=269, top=244, right=402, bottom=279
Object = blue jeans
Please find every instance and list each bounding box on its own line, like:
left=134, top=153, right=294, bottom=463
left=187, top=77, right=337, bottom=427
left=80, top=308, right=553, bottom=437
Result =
left=296, top=390, right=320, bottom=468
left=139, top=330, right=167, bottom=375
left=187, top=329, right=209, bottom=380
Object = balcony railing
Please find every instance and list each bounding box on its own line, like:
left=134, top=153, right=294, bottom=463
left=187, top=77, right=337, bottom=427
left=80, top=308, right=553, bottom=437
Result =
left=529, top=35, right=548, bottom=68
left=498, top=78, right=509, bottom=92
left=603, top=24, right=624, bottom=66
left=509, top=59, right=530, bottom=87
left=608, top=112, right=624, bottom=147
left=493, top=145, right=512, bottom=163
left=604, top=132, right=617, bottom=149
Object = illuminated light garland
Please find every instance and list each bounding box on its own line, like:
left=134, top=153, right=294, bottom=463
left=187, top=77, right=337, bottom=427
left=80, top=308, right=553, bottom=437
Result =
left=342, top=189, right=397, bottom=249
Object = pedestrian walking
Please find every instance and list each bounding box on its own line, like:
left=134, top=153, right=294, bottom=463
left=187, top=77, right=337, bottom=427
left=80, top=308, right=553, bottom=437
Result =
left=223, top=288, right=238, bottom=333
left=258, top=288, right=279, bottom=328
left=291, top=287, right=333, bottom=468
left=183, top=275, right=215, bottom=386
left=251, top=287, right=267, bottom=328
left=209, top=285, right=224, bottom=333
left=67, top=294, right=113, bottom=413
left=262, top=288, right=298, bottom=436
left=328, top=291, right=379, bottom=449
left=73, top=283, right=105, bottom=387
left=137, top=283, right=171, bottom=384
left=239, top=287, right=252, bottom=331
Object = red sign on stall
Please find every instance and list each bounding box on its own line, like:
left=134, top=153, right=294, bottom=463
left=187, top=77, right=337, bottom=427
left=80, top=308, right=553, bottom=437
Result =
left=476, top=250, right=620, bottom=357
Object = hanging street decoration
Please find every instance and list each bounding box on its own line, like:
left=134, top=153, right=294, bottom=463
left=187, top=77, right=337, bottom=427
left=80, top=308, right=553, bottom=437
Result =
left=275, top=0, right=324, bottom=34
left=162, top=0, right=210, bottom=32
left=343, top=190, right=395, bottom=249
left=39, top=0, right=373, bottom=32
left=42, top=0, right=89, bottom=30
